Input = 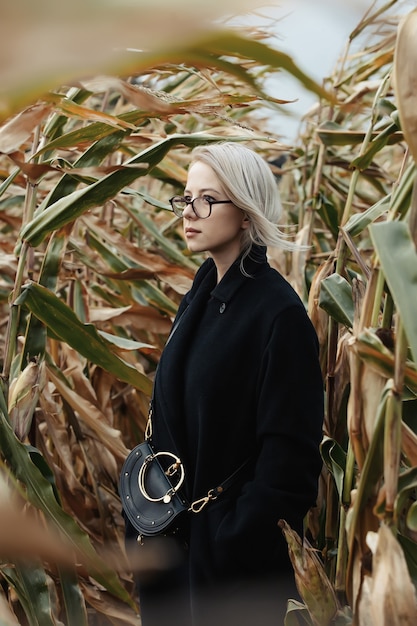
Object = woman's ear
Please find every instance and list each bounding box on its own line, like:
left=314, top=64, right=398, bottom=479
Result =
left=241, top=214, right=251, bottom=230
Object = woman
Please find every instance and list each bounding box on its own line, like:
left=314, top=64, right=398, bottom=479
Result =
left=125, top=142, right=324, bottom=626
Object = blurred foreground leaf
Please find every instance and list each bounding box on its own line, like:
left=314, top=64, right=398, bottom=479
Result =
left=0, top=405, right=135, bottom=608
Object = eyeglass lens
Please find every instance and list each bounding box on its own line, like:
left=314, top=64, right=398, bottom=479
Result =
left=171, top=197, right=211, bottom=218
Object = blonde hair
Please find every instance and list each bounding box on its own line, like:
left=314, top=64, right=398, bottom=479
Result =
left=189, top=142, right=297, bottom=259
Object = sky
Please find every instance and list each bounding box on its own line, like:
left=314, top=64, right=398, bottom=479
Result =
left=259, top=0, right=414, bottom=140
left=261, top=0, right=372, bottom=140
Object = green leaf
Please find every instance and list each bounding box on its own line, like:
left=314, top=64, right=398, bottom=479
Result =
left=0, top=411, right=135, bottom=608
left=0, top=168, right=21, bottom=200
left=344, top=195, right=390, bottom=237
left=391, top=161, right=416, bottom=220
left=344, top=159, right=414, bottom=237
left=84, top=229, right=181, bottom=315
left=398, top=532, right=417, bottom=588
left=2, top=566, right=55, bottom=626
left=22, top=232, right=68, bottom=363
left=370, top=221, right=417, bottom=364
left=59, top=567, right=88, bottom=626
left=353, top=329, right=417, bottom=394
left=14, top=282, right=152, bottom=394
left=350, top=121, right=400, bottom=170
left=41, top=87, right=91, bottom=142
left=44, top=131, right=128, bottom=208
left=0, top=381, right=9, bottom=417
left=319, top=274, right=354, bottom=328
left=320, top=437, right=347, bottom=503
left=406, top=500, right=417, bottom=531
left=98, top=330, right=155, bottom=351
left=317, top=121, right=371, bottom=146
left=317, top=121, right=403, bottom=147
left=27, top=444, right=61, bottom=501
left=317, top=194, right=340, bottom=239
left=126, top=203, right=197, bottom=271
left=384, top=467, right=417, bottom=531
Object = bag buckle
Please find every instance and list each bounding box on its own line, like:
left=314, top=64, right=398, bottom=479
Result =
left=189, top=489, right=218, bottom=514
left=166, top=461, right=181, bottom=477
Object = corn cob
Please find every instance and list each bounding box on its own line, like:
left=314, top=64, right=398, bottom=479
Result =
left=279, top=519, right=339, bottom=626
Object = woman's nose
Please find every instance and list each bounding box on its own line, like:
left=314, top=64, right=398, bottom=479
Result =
left=183, top=201, right=196, bottom=219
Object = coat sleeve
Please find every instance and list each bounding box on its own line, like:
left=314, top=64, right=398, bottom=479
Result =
left=214, top=304, right=324, bottom=575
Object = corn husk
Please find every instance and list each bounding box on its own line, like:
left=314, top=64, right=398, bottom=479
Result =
left=279, top=520, right=339, bottom=626
left=8, top=360, right=45, bottom=440
left=357, top=524, right=417, bottom=626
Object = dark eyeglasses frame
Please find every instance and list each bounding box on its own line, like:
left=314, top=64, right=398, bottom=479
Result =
left=169, top=195, right=232, bottom=219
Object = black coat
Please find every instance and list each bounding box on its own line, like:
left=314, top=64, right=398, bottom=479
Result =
left=136, top=246, right=324, bottom=625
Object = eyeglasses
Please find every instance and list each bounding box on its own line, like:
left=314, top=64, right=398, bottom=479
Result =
left=169, top=195, right=232, bottom=219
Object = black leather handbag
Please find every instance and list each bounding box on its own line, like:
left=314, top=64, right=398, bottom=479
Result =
left=120, top=314, right=252, bottom=540
left=120, top=404, right=252, bottom=540
left=120, top=438, right=252, bottom=541
left=119, top=440, right=188, bottom=538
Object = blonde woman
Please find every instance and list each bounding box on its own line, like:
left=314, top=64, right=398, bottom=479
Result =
left=124, top=142, right=324, bottom=626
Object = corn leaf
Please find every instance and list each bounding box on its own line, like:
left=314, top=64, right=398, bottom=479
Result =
left=20, top=133, right=254, bottom=246
left=319, top=274, right=354, bottom=328
left=1, top=566, right=55, bottom=626
left=0, top=409, right=135, bottom=608
left=394, top=8, right=417, bottom=164
left=58, top=568, right=88, bottom=626
left=14, top=282, right=152, bottom=394
left=398, top=533, right=417, bottom=587
left=343, top=195, right=390, bottom=237
left=350, top=121, right=400, bottom=170
left=370, top=221, right=417, bottom=364
left=320, top=437, right=347, bottom=503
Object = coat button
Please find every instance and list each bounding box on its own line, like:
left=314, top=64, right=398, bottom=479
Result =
left=219, top=303, right=226, bottom=313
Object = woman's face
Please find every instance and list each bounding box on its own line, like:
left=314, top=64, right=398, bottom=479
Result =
left=183, top=160, right=249, bottom=267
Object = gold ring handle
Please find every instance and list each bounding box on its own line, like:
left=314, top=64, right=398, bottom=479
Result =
left=138, top=451, right=185, bottom=503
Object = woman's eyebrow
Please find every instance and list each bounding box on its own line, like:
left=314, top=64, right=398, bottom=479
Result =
left=183, top=187, right=221, bottom=195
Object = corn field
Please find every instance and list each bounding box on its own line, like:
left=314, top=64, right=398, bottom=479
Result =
left=1, top=0, right=417, bottom=624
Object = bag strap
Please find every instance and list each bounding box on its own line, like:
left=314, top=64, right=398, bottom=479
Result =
left=188, top=456, right=252, bottom=513
left=145, top=304, right=189, bottom=442
left=144, top=404, right=153, bottom=440
left=146, top=402, right=252, bottom=515
left=144, top=304, right=252, bottom=515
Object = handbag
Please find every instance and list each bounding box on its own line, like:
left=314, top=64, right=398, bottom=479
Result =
left=120, top=439, right=188, bottom=538
left=120, top=312, right=199, bottom=539
left=119, top=434, right=228, bottom=538
left=120, top=415, right=252, bottom=541
left=120, top=312, right=252, bottom=540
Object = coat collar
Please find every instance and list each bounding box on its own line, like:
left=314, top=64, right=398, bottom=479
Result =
left=210, top=245, right=268, bottom=304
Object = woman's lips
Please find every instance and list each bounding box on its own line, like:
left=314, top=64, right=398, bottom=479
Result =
left=185, top=227, right=200, bottom=237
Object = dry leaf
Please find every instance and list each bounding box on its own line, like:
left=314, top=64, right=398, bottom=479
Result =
left=279, top=520, right=339, bottom=626
left=359, top=524, right=417, bottom=626
left=394, top=8, right=417, bottom=165
left=0, top=103, right=52, bottom=152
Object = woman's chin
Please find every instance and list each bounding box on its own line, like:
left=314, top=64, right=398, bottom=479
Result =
left=186, top=242, right=205, bottom=254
